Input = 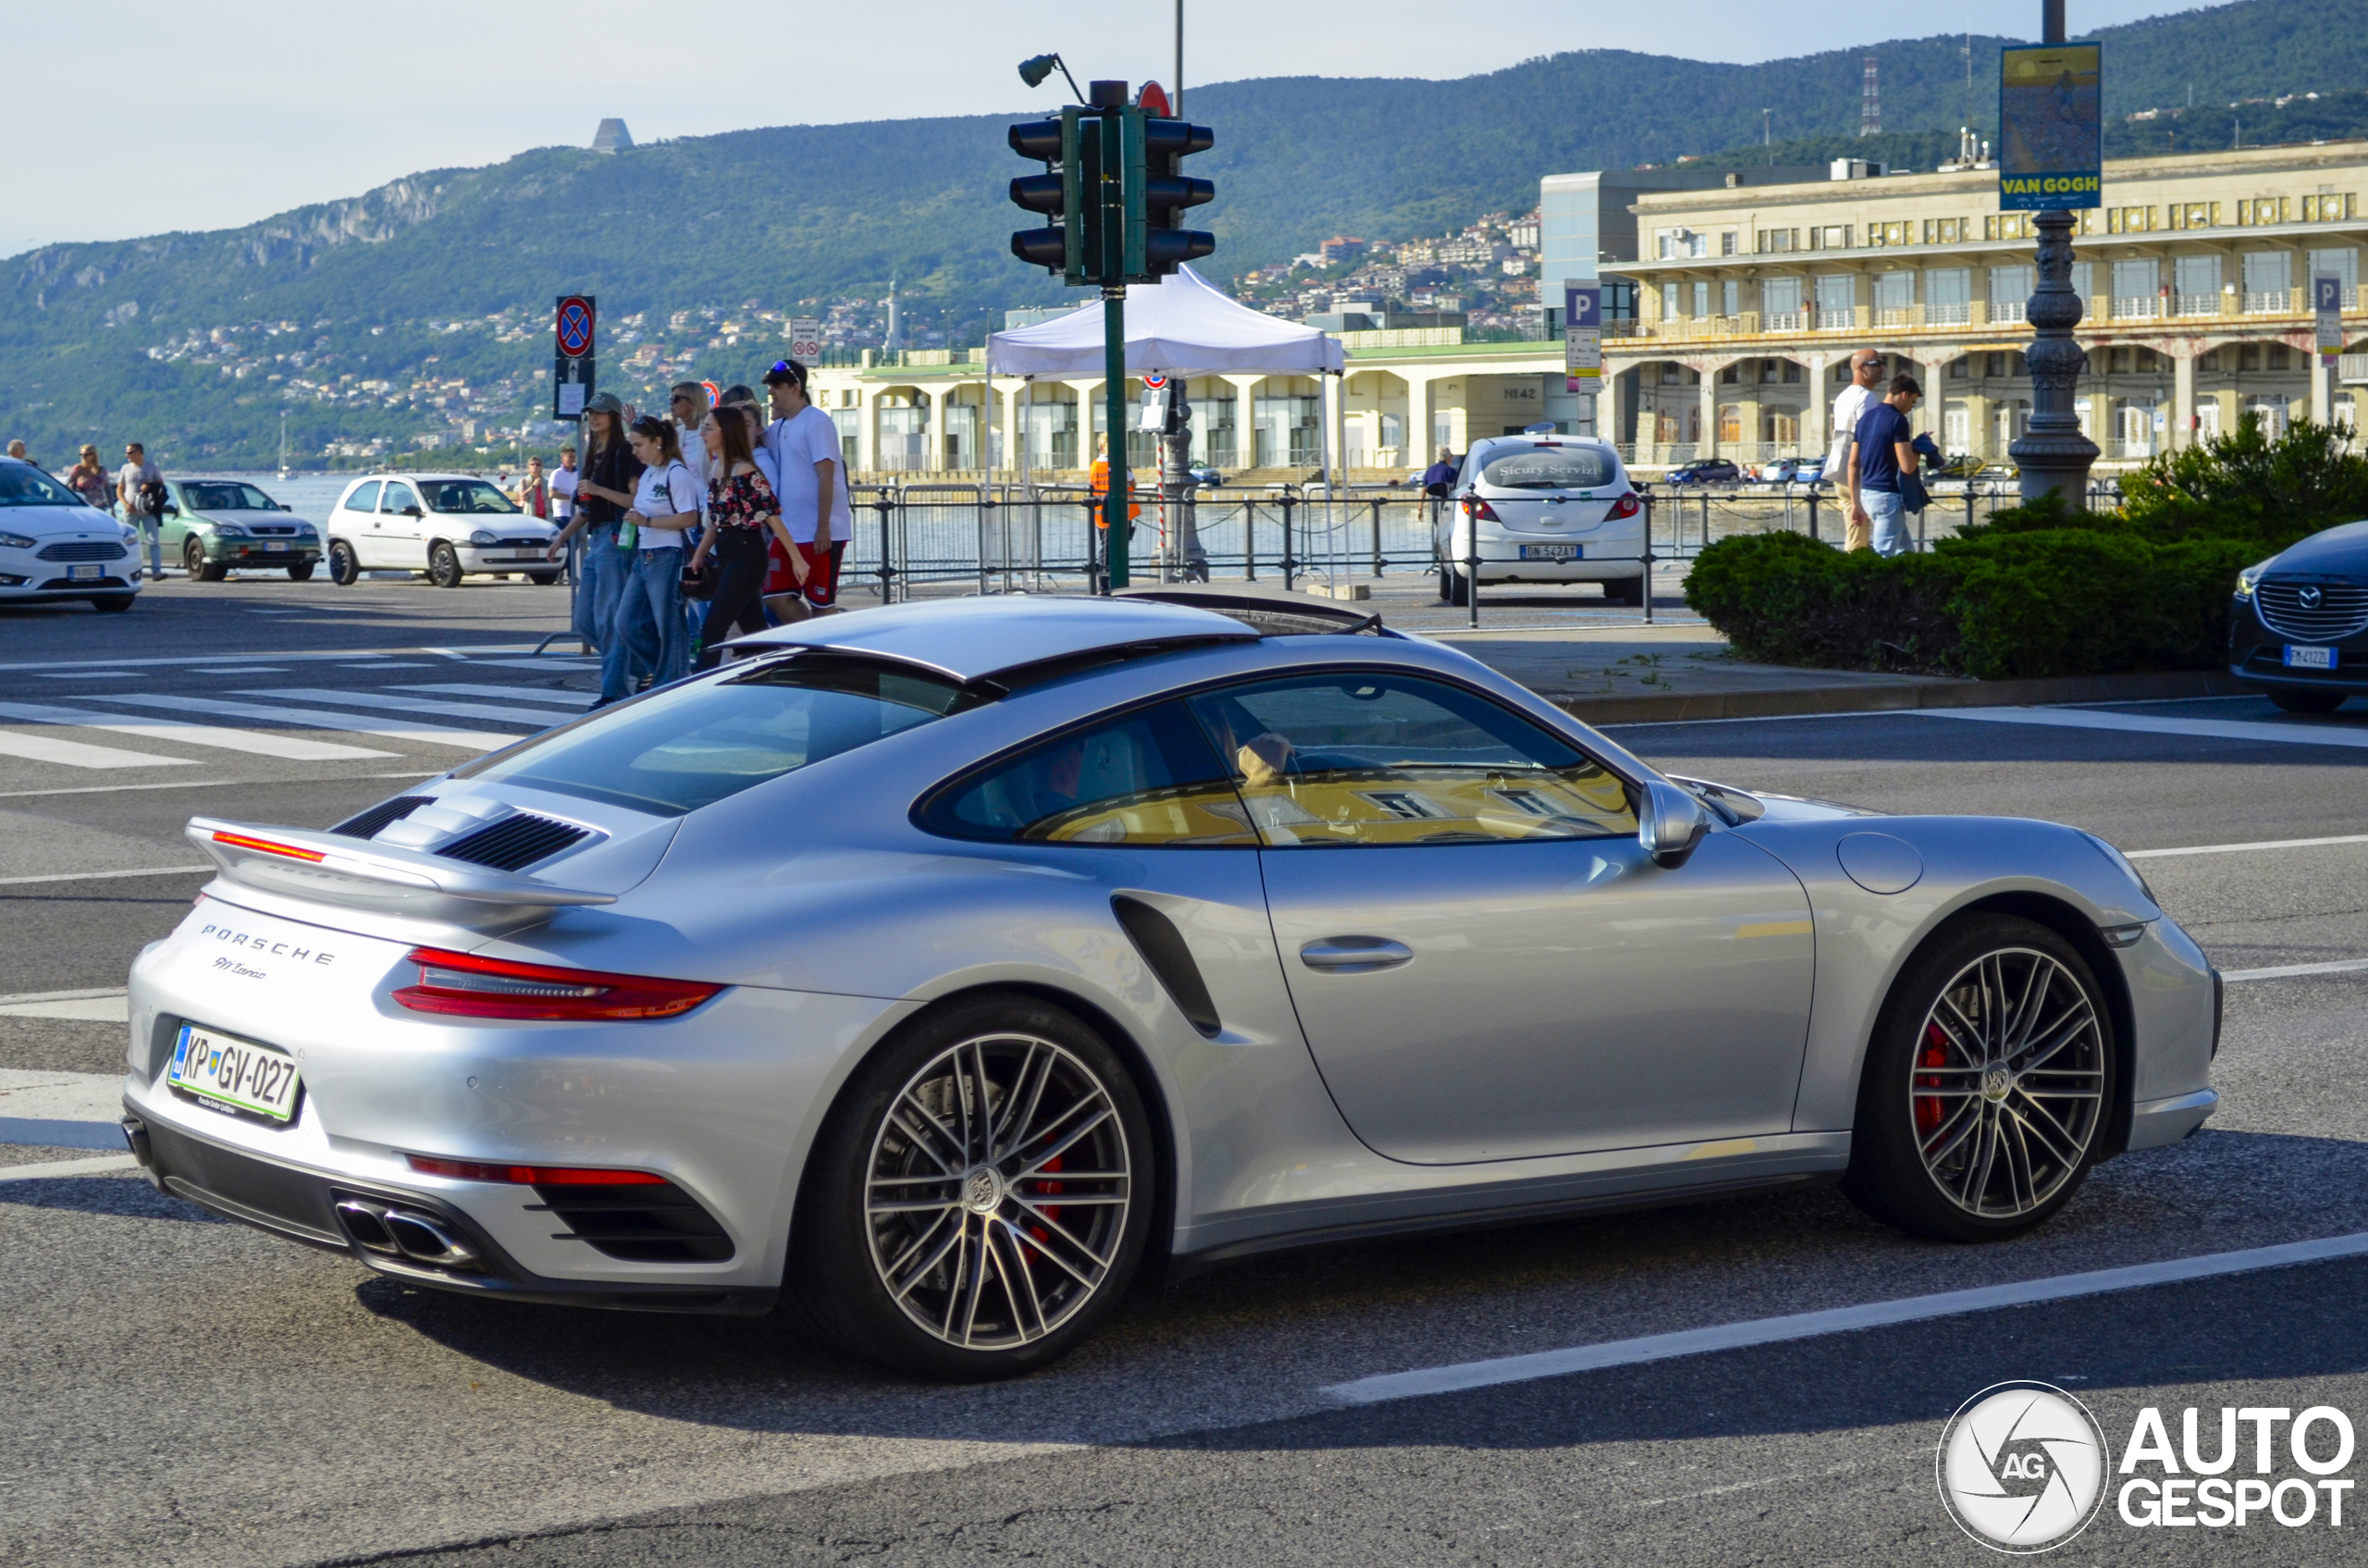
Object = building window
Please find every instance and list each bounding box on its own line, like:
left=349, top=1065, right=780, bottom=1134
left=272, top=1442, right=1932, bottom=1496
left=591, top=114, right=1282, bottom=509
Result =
left=1782, top=360, right=1802, bottom=383
left=2302, top=194, right=2357, bottom=222
left=1872, top=271, right=1914, bottom=321
left=1815, top=274, right=1856, bottom=319
left=1721, top=363, right=1740, bottom=384
left=1720, top=230, right=1739, bottom=256
left=1762, top=277, right=1804, bottom=317
left=1924, top=217, right=1967, bottom=244
left=2200, top=349, right=2221, bottom=372
left=1692, top=281, right=1711, bottom=318
left=1662, top=283, right=1680, bottom=320
left=1722, top=279, right=1740, bottom=317
left=2108, top=346, right=2131, bottom=374
left=1984, top=214, right=2034, bottom=241
left=1868, top=220, right=1910, bottom=247
left=2311, top=247, right=2359, bottom=307
left=2267, top=344, right=2290, bottom=371
left=1926, top=267, right=1972, bottom=324
left=1758, top=228, right=1798, bottom=253
left=1985, top=352, right=2006, bottom=377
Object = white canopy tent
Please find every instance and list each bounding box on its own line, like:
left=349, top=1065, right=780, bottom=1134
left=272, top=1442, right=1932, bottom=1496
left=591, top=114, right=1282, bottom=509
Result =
left=985, top=265, right=1352, bottom=584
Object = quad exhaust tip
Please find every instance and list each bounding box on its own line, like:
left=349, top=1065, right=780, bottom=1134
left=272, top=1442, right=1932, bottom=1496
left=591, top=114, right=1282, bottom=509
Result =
left=335, top=1198, right=481, bottom=1270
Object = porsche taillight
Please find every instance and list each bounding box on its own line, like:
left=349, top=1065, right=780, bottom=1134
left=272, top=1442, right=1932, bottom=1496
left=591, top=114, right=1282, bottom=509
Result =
left=392, top=947, right=722, bottom=1020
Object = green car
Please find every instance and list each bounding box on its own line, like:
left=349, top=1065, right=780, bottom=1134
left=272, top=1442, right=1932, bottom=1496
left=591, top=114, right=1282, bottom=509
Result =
left=160, top=479, right=323, bottom=581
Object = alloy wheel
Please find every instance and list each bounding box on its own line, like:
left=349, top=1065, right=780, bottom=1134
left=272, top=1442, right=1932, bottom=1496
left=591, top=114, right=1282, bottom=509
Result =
left=863, top=1031, right=1131, bottom=1351
left=1909, top=946, right=2105, bottom=1217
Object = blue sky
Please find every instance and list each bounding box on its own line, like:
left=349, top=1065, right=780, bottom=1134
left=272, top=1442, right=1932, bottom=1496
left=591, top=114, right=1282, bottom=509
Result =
left=8, top=0, right=2207, bottom=258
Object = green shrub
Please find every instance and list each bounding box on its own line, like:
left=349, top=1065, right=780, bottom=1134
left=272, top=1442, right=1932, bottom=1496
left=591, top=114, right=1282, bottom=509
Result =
left=1685, top=530, right=1960, bottom=669
left=2119, top=414, right=2368, bottom=545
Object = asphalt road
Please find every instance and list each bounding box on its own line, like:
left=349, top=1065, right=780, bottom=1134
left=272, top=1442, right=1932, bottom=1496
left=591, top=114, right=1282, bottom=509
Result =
left=6, top=576, right=2368, bottom=1566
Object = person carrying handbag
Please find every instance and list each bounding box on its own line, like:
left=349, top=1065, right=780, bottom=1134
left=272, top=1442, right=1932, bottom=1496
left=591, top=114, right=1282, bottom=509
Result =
left=689, top=411, right=797, bottom=670
left=598, top=415, right=700, bottom=704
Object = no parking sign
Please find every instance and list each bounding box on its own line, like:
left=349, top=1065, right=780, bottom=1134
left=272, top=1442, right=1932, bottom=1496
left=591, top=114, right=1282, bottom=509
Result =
left=552, top=295, right=598, bottom=421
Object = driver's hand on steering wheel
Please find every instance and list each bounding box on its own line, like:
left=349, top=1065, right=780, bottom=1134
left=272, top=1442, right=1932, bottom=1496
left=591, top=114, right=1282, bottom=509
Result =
left=1235, top=732, right=1296, bottom=786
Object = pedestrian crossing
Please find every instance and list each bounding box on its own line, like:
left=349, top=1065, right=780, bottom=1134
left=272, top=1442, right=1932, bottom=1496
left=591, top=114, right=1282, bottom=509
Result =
left=0, top=656, right=600, bottom=778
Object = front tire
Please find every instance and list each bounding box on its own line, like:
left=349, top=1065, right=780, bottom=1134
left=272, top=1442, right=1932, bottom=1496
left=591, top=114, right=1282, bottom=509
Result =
left=90, top=594, right=135, bottom=613
left=790, top=994, right=1153, bottom=1380
left=528, top=571, right=561, bottom=586
left=185, top=537, right=226, bottom=583
left=287, top=560, right=315, bottom=582
left=1843, top=914, right=2115, bottom=1241
left=327, top=540, right=359, bottom=586
left=2268, top=687, right=2346, bottom=714
left=427, top=541, right=463, bottom=588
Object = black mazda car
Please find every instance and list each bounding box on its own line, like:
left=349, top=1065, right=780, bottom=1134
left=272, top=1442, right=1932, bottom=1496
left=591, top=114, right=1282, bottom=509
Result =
left=2229, top=520, right=2368, bottom=712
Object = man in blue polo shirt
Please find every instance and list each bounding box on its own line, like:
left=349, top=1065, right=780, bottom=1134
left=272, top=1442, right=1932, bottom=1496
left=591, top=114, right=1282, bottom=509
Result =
left=1846, top=373, right=1922, bottom=558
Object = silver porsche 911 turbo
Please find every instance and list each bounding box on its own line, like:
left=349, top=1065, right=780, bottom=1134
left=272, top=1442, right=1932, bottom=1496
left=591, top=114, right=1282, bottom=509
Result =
left=120, top=591, right=2220, bottom=1379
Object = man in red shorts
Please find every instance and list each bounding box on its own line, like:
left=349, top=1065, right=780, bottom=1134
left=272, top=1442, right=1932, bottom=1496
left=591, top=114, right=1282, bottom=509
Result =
left=760, top=359, right=853, bottom=612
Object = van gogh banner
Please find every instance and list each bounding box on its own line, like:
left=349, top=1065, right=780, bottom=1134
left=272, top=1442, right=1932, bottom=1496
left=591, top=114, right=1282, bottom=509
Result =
left=1999, top=43, right=2102, bottom=211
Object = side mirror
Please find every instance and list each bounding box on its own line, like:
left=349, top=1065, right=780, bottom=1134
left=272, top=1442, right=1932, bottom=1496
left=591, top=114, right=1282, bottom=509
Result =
left=401, top=505, right=423, bottom=517
left=280, top=502, right=292, bottom=511
left=159, top=503, right=179, bottom=517
left=1639, top=780, right=1710, bottom=870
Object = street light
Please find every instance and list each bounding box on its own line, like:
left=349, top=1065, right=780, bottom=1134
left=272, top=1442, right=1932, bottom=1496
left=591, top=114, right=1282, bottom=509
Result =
left=1018, top=53, right=1084, bottom=102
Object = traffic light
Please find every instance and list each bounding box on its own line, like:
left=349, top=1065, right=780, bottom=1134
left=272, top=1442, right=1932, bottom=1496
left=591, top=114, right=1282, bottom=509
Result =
left=1128, top=115, right=1215, bottom=279
left=1007, top=116, right=1071, bottom=274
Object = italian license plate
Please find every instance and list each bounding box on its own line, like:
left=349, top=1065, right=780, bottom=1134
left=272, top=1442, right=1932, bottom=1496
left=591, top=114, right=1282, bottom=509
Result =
left=2286, top=646, right=2337, bottom=670
left=1520, top=543, right=1582, bottom=562
left=68, top=563, right=102, bottom=581
left=167, top=1023, right=302, bottom=1123
left=265, top=541, right=289, bottom=551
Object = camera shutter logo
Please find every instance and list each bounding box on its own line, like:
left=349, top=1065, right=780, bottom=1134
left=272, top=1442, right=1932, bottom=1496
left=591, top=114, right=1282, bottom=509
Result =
left=1936, top=1381, right=2110, bottom=1552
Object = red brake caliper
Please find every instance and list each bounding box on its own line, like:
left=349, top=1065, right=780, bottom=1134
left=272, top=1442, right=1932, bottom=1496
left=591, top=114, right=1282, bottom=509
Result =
left=1021, top=1154, right=1063, bottom=1263
left=1914, top=1022, right=1949, bottom=1136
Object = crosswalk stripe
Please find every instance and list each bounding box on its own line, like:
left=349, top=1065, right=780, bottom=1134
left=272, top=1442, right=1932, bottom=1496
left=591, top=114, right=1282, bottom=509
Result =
left=92, top=695, right=522, bottom=751
left=0, top=730, right=195, bottom=771
left=467, top=658, right=598, bottom=672
left=392, top=684, right=598, bottom=709
left=247, top=687, right=574, bottom=725
left=1916, top=706, right=2368, bottom=751
left=0, top=700, right=397, bottom=762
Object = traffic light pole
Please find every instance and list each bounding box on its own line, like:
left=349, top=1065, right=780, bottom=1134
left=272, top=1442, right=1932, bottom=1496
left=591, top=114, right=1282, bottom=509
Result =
left=1104, top=285, right=1129, bottom=589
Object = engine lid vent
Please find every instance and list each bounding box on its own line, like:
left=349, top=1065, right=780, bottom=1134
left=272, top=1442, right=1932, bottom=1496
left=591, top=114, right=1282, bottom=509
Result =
left=330, top=795, right=435, bottom=840
left=438, top=812, right=593, bottom=871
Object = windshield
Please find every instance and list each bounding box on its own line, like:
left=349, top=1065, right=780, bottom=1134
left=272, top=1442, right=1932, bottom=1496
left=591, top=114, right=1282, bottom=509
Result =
left=417, top=479, right=519, bottom=515
left=452, top=655, right=981, bottom=815
left=1476, top=446, right=1615, bottom=491
left=0, top=465, right=87, bottom=509
left=180, top=482, right=278, bottom=512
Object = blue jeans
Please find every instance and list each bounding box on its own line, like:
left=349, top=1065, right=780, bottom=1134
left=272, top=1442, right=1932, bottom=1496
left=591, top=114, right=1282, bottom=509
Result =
left=1865, top=489, right=1911, bottom=557
left=604, top=547, right=687, bottom=700
left=573, top=524, right=628, bottom=653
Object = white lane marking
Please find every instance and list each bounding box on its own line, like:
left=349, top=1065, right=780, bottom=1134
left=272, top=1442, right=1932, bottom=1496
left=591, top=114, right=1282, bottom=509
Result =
left=468, top=657, right=598, bottom=670
left=425, top=648, right=468, bottom=661
left=2222, top=957, right=2368, bottom=982
left=33, top=671, right=138, bottom=680
left=1322, top=1231, right=2368, bottom=1405
left=0, top=700, right=398, bottom=762
left=0, top=730, right=196, bottom=771
left=244, top=687, right=571, bottom=726
left=189, top=666, right=288, bottom=674
left=393, top=683, right=598, bottom=709
left=0, top=866, right=210, bottom=886
left=0, top=988, right=128, bottom=1006
left=2127, top=833, right=2368, bottom=860
left=0, top=645, right=558, bottom=674
left=0, top=770, right=436, bottom=804
left=0, top=1069, right=132, bottom=1148
left=93, top=694, right=522, bottom=751
left=0, top=1154, right=140, bottom=1181
left=1916, top=705, right=2368, bottom=751
left=0, top=995, right=129, bottom=1021
left=342, top=661, right=434, bottom=668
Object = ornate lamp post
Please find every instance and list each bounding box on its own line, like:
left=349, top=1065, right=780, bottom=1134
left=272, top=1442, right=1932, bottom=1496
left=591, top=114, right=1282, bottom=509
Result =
left=2007, top=0, right=2100, bottom=505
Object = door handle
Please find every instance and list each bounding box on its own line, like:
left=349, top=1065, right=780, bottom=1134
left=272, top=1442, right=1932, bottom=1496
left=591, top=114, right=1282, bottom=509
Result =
left=1300, top=937, right=1412, bottom=973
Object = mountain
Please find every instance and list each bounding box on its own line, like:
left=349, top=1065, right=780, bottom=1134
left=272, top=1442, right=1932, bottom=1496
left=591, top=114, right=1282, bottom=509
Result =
left=6, top=0, right=2364, bottom=469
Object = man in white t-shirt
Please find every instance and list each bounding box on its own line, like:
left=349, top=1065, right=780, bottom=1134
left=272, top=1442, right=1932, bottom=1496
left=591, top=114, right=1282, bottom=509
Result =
left=761, top=359, right=854, bottom=607
left=1826, top=349, right=1883, bottom=551
left=549, top=447, right=578, bottom=524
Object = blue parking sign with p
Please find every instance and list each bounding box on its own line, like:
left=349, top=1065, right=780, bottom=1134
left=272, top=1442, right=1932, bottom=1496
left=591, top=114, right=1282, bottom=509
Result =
left=1565, top=285, right=1599, bottom=327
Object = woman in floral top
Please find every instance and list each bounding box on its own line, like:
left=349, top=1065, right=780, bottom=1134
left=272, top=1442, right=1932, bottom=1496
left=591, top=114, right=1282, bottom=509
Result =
left=690, top=411, right=797, bottom=671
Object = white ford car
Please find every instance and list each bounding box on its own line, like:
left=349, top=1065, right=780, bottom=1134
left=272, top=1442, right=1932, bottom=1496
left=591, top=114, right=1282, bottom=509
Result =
left=324, top=474, right=560, bottom=588
left=1433, top=436, right=1646, bottom=607
left=0, top=457, right=142, bottom=612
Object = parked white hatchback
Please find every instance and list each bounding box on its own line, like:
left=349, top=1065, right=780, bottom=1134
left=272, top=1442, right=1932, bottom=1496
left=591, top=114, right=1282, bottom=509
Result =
left=0, top=457, right=143, bottom=612
left=1433, top=437, right=1645, bottom=606
left=324, top=474, right=561, bottom=588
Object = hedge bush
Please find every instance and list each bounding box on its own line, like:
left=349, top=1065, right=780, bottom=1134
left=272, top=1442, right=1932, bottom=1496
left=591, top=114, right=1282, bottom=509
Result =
left=1683, top=416, right=2353, bottom=680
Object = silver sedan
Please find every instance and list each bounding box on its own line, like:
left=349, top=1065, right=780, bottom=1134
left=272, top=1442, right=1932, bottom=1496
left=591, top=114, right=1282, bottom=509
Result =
left=120, top=591, right=2219, bottom=1379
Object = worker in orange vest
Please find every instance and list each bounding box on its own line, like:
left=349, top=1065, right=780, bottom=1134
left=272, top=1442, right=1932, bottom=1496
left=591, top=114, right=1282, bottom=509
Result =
left=1089, top=433, right=1140, bottom=529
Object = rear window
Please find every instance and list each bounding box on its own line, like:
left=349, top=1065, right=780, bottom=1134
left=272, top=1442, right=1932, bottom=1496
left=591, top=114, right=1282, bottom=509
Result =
left=1475, top=446, right=1615, bottom=491
left=452, top=656, right=980, bottom=815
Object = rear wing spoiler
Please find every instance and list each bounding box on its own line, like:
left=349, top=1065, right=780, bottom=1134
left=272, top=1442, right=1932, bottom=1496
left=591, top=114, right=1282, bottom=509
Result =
left=187, top=817, right=616, bottom=928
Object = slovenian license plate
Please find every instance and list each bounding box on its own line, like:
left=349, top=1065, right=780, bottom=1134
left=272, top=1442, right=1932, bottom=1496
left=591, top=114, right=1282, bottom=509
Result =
left=68, top=563, right=102, bottom=581
left=2286, top=646, right=2337, bottom=670
left=1520, top=544, right=1583, bottom=562
left=167, top=1023, right=302, bottom=1123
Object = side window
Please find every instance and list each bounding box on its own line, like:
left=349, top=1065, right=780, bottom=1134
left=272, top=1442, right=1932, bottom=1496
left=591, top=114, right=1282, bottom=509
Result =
left=920, top=700, right=1256, bottom=846
left=381, top=482, right=418, bottom=512
left=1182, top=673, right=1637, bottom=847
left=344, top=481, right=382, bottom=513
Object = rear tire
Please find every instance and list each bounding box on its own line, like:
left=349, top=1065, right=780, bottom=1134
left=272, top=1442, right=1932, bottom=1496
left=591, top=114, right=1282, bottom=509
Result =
left=790, top=993, right=1153, bottom=1381
left=1843, top=914, right=2115, bottom=1242
left=2268, top=687, right=2346, bottom=714
left=427, top=541, right=463, bottom=589
left=90, top=594, right=135, bottom=613
left=1442, top=567, right=1471, bottom=606
left=327, top=540, right=359, bottom=586
left=528, top=571, right=561, bottom=586
left=286, top=560, right=315, bottom=582
left=1609, top=574, right=1646, bottom=607
left=185, top=537, right=226, bottom=583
